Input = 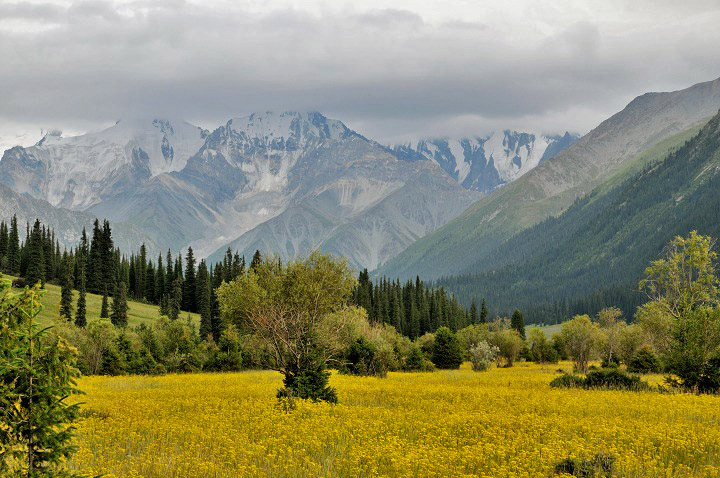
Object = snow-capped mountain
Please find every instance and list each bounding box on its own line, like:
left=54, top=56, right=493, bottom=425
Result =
left=0, top=111, right=479, bottom=268
left=390, top=131, right=578, bottom=192
left=0, top=118, right=208, bottom=209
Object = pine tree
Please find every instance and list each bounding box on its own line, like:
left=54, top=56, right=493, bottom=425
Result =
left=87, top=219, right=103, bottom=293
left=249, top=249, right=262, bottom=271
left=0, top=279, right=82, bottom=476
left=511, top=309, right=526, bottom=339
left=75, top=260, right=87, bottom=328
left=183, top=247, right=197, bottom=312
left=432, top=326, right=463, bottom=369
left=59, top=251, right=74, bottom=320
left=7, top=215, right=20, bottom=274
left=101, top=220, right=116, bottom=292
left=100, top=285, right=109, bottom=318
left=25, top=219, right=46, bottom=287
left=169, top=277, right=182, bottom=320
left=197, top=260, right=212, bottom=339
left=210, top=263, right=224, bottom=342
left=470, top=300, right=479, bottom=324
left=165, top=250, right=174, bottom=297
left=110, top=282, right=129, bottom=327
left=480, top=298, right=488, bottom=323
left=0, top=220, right=8, bottom=269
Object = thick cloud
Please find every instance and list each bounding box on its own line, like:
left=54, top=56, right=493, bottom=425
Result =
left=0, top=0, right=719, bottom=145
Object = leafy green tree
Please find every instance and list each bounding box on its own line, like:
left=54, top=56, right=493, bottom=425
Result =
left=511, top=309, right=525, bottom=339
left=431, top=326, right=462, bottom=369
left=0, top=279, right=82, bottom=477
left=488, top=326, right=524, bottom=367
left=640, top=232, right=720, bottom=391
left=110, top=282, right=129, bottom=327
left=218, top=251, right=355, bottom=402
left=558, top=315, right=603, bottom=373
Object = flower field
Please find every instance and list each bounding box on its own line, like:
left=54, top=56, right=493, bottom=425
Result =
left=70, top=363, right=720, bottom=477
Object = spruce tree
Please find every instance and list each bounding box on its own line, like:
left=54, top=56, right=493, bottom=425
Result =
left=249, top=249, right=262, bottom=271
left=183, top=247, right=197, bottom=312
left=197, top=260, right=212, bottom=339
left=110, top=282, right=129, bottom=327
left=25, top=219, right=46, bottom=287
left=169, top=277, right=182, bottom=320
left=470, top=300, right=479, bottom=324
left=432, top=326, right=463, bottom=369
left=7, top=215, right=20, bottom=274
left=59, top=251, right=74, bottom=320
left=0, top=220, right=8, bottom=269
left=480, top=298, right=488, bottom=323
left=100, top=286, right=109, bottom=318
left=75, top=261, right=87, bottom=328
left=511, top=309, right=526, bottom=339
left=87, top=219, right=103, bottom=293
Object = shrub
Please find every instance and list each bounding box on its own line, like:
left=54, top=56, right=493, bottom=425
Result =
left=550, top=373, right=585, bottom=389
left=601, top=357, right=619, bottom=369
left=403, top=345, right=434, bottom=372
left=277, top=363, right=338, bottom=403
left=469, top=341, right=498, bottom=372
left=550, top=369, right=653, bottom=392
left=553, top=453, right=616, bottom=477
left=346, top=337, right=381, bottom=376
left=627, top=346, right=660, bottom=374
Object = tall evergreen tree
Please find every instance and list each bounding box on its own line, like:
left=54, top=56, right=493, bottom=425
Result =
left=0, top=220, right=8, bottom=268
left=183, top=247, right=197, bottom=312
left=480, top=298, right=488, bottom=323
left=249, top=249, right=262, bottom=271
left=197, top=260, right=212, bottom=339
left=25, top=219, right=46, bottom=287
left=511, top=309, right=526, bottom=339
left=75, top=260, right=87, bottom=328
left=169, top=277, right=182, bottom=320
left=100, top=285, right=109, bottom=318
left=110, top=282, right=129, bottom=327
left=7, top=215, right=20, bottom=274
left=59, top=251, right=74, bottom=320
left=470, top=300, right=479, bottom=324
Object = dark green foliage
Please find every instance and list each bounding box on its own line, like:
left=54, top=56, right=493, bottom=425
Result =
left=25, top=219, right=46, bottom=287
left=59, top=252, right=74, bottom=320
left=350, top=272, right=471, bottom=338
left=553, top=453, right=616, bottom=477
left=183, top=247, right=197, bottom=312
left=169, top=278, right=182, bottom=320
left=431, top=326, right=462, bottom=369
left=196, top=260, right=212, bottom=339
left=110, top=282, right=129, bottom=327
left=627, top=346, right=660, bottom=374
left=7, top=215, right=20, bottom=273
left=0, top=280, right=82, bottom=477
left=205, top=326, right=243, bottom=372
left=277, top=362, right=338, bottom=404
left=403, top=346, right=431, bottom=371
left=551, top=369, right=653, bottom=392
left=511, top=309, right=525, bottom=339
left=345, top=337, right=386, bottom=377
left=100, top=286, right=109, bottom=318
left=438, top=112, right=720, bottom=324
left=249, top=249, right=262, bottom=271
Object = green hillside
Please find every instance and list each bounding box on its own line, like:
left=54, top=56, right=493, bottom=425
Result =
left=3, top=275, right=200, bottom=328
left=438, top=110, right=720, bottom=322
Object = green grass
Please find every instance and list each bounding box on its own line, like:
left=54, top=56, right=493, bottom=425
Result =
left=527, top=323, right=563, bottom=338
left=3, top=275, right=200, bottom=328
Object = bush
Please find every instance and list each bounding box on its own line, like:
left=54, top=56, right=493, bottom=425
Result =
left=550, top=369, right=653, bottom=392
left=627, top=346, right=660, bottom=374
left=601, top=357, right=619, bottom=369
left=277, top=363, right=338, bottom=403
left=345, top=337, right=380, bottom=376
left=549, top=373, right=585, bottom=389
left=469, top=341, right=498, bottom=372
left=553, top=453, right=616, bottom=477
left=403, top=345, right=434, bottom=372
left=696, top=349, right=720, bottom=393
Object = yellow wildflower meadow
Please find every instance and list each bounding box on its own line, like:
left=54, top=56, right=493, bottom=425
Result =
left=69, top=362, right=720, bottom=477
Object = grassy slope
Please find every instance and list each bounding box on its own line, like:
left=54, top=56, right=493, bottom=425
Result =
left=526, top=323, right=563, bottom=339
left=3, top=275, right=200, bottom=328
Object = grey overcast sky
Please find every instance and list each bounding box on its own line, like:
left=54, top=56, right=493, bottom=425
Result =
left=1, top=0, right=719, bottom=148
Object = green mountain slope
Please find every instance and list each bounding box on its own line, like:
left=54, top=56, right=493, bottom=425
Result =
left=378, top=77, right=720, bottom=280
left=437, top=110, right=720, bottom=321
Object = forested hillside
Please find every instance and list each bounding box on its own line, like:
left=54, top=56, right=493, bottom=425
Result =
left=438, top=109, right=720, bottom=323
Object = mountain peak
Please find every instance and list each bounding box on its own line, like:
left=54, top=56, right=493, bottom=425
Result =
left=227, top=111, right=351, bottom=143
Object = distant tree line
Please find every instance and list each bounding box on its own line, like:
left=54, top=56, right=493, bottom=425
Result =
left=351, top=268, right=487, bottom=338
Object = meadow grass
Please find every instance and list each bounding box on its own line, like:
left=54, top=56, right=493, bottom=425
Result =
left=69, top=362, right=720, bottom=477
left=3, top=274, right=200, bottom=328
